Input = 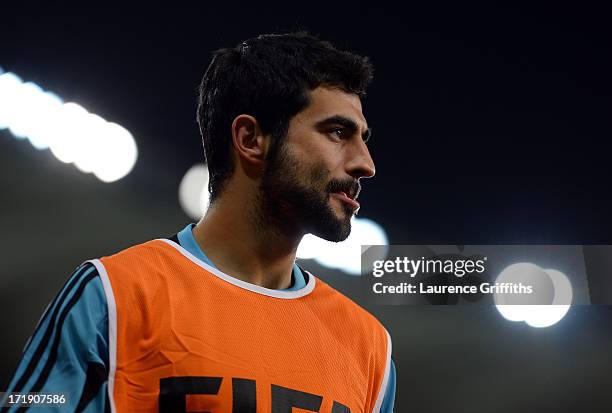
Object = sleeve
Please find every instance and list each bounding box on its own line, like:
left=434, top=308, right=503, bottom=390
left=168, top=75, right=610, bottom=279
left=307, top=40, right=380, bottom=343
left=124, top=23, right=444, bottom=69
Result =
left=380, top=358, right=396, bottom=412
left=1, top=263, right=110, bottom=413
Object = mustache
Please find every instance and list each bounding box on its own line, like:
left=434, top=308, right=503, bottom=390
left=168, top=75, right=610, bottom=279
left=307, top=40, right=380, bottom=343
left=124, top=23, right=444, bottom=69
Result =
left=327, top=179, right=361, bottom=199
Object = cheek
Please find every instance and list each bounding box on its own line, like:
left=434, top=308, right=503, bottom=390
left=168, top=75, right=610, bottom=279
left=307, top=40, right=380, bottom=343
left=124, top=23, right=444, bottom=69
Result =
left=308, top=159, right=331, bottom=186
left=285, top=133, right=339, bottom=183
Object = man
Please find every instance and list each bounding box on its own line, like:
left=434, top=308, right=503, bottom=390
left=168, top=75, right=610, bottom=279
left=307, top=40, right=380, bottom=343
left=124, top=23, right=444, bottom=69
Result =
left=2, top=32, right=395, bottom=412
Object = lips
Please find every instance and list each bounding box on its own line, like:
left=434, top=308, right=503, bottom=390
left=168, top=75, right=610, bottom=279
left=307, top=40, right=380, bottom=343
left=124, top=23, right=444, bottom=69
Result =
left=331, top=191, right=360, bottom=209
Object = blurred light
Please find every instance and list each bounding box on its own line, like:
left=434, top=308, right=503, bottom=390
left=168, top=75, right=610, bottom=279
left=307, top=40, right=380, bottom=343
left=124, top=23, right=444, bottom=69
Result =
left=8, top=82, right=44, bottom=139
left=524, top=269, right=572, bottom=328
left=494, top=262, right=573, bottom=328
left=0, top=69, right=137, bottom=182
left=523, top=305, right=571, bottom=328
left=0, top=72, right=24, bottom=130
left=494, top=262, right=555, bottom=306
left=27, top=92, right=63, bottom=150
left=73, top=114, right=107, bottom=174
left=495, top=304, right=529, bottom=322
left=179, top=163, right=210, bottom=220
left=49, top=102, right=89, bottom=164
left=92, top=122, right=138, bottom=182
left=297, top=217, right=388, bottom=275
left=178, top=163, right=388, bottom=275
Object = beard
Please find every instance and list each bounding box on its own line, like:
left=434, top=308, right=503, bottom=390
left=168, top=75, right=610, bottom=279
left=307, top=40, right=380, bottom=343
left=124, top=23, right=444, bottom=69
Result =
left=257, top=142, right=357, bottom=242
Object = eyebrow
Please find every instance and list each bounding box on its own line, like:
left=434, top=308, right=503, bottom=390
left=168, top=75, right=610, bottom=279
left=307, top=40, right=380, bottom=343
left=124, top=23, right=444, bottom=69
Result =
left=314, top=115, right=372, bottom=142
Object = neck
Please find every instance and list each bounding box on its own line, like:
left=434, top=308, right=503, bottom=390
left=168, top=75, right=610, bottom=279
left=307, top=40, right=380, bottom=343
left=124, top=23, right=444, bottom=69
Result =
left=192, top=190, right=302, bottom=290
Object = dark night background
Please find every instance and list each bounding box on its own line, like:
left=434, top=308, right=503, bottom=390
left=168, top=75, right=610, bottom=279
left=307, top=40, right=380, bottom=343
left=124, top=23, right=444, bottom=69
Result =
left=1, top=3, right=611, bottom=412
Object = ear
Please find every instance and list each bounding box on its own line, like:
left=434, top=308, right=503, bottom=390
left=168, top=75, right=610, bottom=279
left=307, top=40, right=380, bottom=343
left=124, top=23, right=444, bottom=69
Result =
left=231, top=114, right=269, bottom=169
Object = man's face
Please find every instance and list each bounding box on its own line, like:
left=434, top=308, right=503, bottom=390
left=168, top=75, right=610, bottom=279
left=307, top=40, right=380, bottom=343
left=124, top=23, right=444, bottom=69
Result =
left=260, top=86, right=375, bottom=242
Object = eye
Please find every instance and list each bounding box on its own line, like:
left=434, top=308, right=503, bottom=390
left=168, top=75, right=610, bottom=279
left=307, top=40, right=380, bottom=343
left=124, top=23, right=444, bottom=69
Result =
left=329, top=128, right=345, bottom=139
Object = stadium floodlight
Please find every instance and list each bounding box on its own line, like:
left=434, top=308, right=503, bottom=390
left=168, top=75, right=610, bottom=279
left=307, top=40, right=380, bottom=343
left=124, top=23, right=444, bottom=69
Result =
left=0, top=69, right=138, bottom=182
left=523, top=269, right=572, bottom=328
left=0, top=71, right=24, bottom=130
left=179, top=163, right=389, bottom=275
left=179, top=163, right=211, bottom=220
left=298, top=217, right=388, bottom=275
left=494, top=262, right=573, bottom=328
left=92, top=122, right=138, bottom=182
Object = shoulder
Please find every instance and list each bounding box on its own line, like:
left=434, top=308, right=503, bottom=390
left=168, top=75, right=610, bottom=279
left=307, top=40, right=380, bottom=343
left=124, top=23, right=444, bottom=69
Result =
left=90, top=239, right=181, bottom=301
left=95, top=238, right=181, bottom=277
left=53, top=262, right=107, bottom=317
left=99, top=238, right=174, bottom=264
left=54, top=262, right=109, bottom=334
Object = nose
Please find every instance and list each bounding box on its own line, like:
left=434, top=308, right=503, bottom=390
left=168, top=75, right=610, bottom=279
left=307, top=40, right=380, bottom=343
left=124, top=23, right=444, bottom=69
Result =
left=346, top=138, right=376, bottom=179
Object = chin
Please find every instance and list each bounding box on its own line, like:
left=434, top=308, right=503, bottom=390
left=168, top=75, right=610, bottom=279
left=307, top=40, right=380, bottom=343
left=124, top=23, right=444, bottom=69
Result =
left=310, top=217, right=352, bottom=243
